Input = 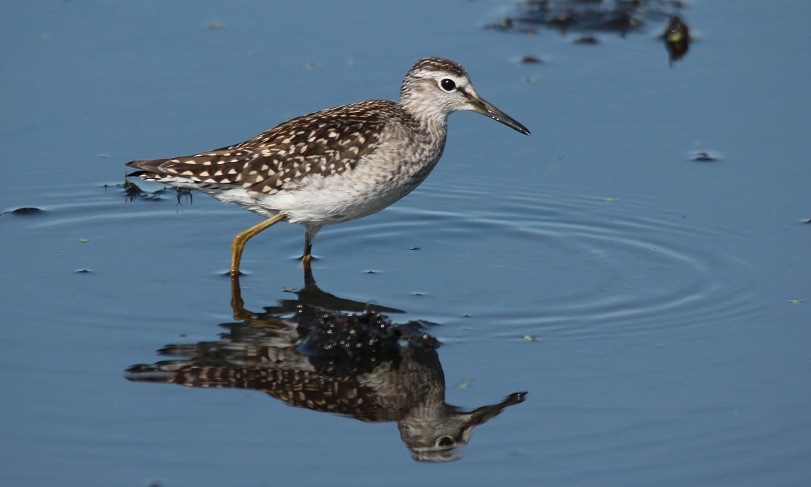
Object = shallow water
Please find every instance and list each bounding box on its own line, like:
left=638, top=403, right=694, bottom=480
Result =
left=2, top=1, right=810, bottom=486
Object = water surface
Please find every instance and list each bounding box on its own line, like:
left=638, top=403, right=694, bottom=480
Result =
left=1, top=1, right=810, bottom=486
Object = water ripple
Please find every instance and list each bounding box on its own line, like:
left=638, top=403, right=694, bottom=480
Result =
left=329, top=181, right=763, bottom=341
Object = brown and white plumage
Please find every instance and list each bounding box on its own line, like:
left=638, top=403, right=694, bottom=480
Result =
left=126, top=57, right=530, bottom=274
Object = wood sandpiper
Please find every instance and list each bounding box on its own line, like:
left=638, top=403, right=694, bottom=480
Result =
left=126, top=57, right=530, bottom=275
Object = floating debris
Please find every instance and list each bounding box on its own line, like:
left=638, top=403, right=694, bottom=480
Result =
left=79, top=239, right=89, bottom=243
left=304, top=62, right=318, bottom=70
left=174, top=187, right=192, bottom=205
left=789, top=299, right=803, bottom=304
left=1, top=207, right=44, bottom=217
left=75, top=269, right=92, bottom=273
left=208, top=21, right=223, bottom=30
left=605, top=197, right=616, bottom=202
left=664, top=16, right=690, bottom=63
left=522, top=335, right=536, bottom=341
left=488, top=17, right=514, bottom=31
left=518, top=56, right=543, bottom=64
left=491, top=1, right=687, bottom=38
left=120, top=178, right=163, bottom=201
left=575, top=35, right=599, bottom=44
left=455, top=378, right=471, bottom=389
left=522, top=76, right=538, bottom=83
left=691, top=151, right=719, bottom=162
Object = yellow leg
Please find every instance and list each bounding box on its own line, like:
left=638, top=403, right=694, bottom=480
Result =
left=301, top=226, right=317, bottom=271
left=229, top=272, right=289, bottom=328
left=229, top=273, right=250, bottom=321
left=230, top=213, right=285, bottom=276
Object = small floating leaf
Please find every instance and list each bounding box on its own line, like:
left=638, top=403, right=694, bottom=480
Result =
left=790, top=299, right=802, bottom=304
left=605, top=197, right=616, bottom=202
left=522, top=335, right=535, bottom=341
left=455, top=378, right=471, bottom=389
left=208, top=21, right=223, bottom=29
left=304, top=63, right=318, bottom=70
left=79, top=239, right=89, bottom=243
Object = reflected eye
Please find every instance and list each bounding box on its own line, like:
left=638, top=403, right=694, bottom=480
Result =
left=440, top=79, right=456, bottom=92
left=437, top=436, right=454, bottom=448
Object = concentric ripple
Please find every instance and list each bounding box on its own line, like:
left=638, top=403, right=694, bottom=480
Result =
left=12, top=180, right=764, bottom=342
left=323, top=180, right=763, bottom=341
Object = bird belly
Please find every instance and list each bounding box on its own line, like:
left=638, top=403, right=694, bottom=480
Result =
left=260, top=154, right=438, bottom=227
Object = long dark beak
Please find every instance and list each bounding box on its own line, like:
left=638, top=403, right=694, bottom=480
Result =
left=470, top=97, right=531, bottom=136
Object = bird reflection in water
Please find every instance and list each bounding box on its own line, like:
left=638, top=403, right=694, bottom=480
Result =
left=126, top=270, right=526, bottom=462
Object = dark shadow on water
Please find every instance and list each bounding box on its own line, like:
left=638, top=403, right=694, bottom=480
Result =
left=126, top=269, right=526, bottom=462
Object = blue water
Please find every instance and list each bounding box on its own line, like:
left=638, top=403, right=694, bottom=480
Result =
left=2, top=1, right=810, bottom=486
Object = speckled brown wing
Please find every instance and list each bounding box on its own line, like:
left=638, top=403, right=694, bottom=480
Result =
left=125, top=99, right=396, bottom=194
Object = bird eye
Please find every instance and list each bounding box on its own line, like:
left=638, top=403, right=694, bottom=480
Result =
left=440, top=79, right=456, bottom=92
left=437, top=436, right=454, bottom=448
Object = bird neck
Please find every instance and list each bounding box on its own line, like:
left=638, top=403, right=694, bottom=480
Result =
left=398, top=101, right=448, bottom=143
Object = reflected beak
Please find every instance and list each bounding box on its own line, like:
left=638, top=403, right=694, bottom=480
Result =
left=466, top=392, right=527, bottom=425
left=470, top=97, right=531, bottom=136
